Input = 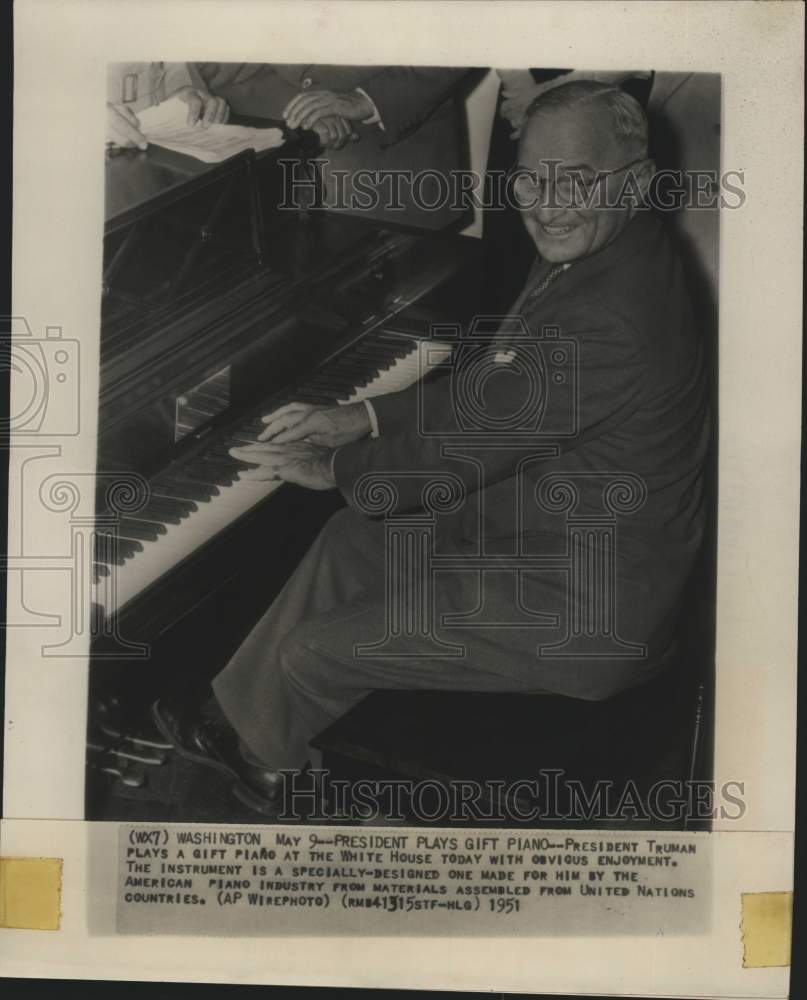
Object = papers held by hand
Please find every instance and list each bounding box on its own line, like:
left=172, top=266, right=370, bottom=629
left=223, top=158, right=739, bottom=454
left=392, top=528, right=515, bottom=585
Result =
left=136, top=97, right=284, bottom=163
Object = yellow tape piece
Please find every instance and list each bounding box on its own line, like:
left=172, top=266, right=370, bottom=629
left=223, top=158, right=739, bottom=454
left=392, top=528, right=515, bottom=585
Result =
left=741, top=892, right=792, bottom=968
left=0, top=858, right=62, bottom=931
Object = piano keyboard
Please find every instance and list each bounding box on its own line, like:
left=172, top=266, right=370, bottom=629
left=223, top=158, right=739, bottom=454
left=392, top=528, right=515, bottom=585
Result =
left=93, top=332, right=453, bottom=616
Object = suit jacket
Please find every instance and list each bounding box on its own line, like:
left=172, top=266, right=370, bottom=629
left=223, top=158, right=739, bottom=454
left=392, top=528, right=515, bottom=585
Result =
left=196, top=63, right=471, bottom=229
left=333, top=211, right=710, bottom=690
left=107, top=62, right=207, bottom=113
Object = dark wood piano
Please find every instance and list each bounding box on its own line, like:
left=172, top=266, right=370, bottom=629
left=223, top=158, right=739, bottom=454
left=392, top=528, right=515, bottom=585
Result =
left=86, top=120, right=482, bottom=813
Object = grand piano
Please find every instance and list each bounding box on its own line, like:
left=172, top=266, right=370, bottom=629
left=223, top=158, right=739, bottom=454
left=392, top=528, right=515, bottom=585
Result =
left=87, top=119, right=483, bottom=811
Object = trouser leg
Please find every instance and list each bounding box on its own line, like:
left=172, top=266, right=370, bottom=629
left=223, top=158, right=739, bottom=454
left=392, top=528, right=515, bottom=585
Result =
left=273, top=614, right=543, bottom=771
left=215, top=508, right=660, bottom=771
left=212, top=507, right=387, bottom=767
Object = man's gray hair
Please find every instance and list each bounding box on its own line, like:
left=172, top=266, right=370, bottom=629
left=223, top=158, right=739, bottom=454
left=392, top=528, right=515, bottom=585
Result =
left=525, top=80, right=649, bottom=160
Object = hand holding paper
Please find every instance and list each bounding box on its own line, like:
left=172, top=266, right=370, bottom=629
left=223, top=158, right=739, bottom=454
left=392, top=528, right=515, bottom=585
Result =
left=134, top=96, right=284, bottom=163
left=173, top=85, right=230, bottom=127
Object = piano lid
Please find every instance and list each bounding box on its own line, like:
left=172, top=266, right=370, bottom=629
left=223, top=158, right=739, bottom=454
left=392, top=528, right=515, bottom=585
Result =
left=104, top=115, right=293, bottom=232
left=101, top=118, right=313, bottom=374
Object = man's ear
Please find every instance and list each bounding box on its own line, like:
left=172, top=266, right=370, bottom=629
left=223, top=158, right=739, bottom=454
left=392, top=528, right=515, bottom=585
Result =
left=617, top=157, right=655, bottom=216
left=636, top=157, right=656, bottom=201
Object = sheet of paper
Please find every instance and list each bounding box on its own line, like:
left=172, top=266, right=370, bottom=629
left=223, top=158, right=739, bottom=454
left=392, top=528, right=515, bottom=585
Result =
left=137, top=96, right=284, bottom=162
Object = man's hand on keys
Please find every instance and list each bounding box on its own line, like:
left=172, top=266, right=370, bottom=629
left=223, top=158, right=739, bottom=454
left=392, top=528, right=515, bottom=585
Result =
left=229, top=441, right=336, bottom=491
left=256, top=402, right=371, bottom=447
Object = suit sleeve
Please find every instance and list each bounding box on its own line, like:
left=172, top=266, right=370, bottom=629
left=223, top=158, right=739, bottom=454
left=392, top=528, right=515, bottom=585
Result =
left=193, top=63, right=296, bottom=118
left=353, top=68, right=470, bottom=147
left=163, top=63, right=197, bottom=97
left=334, top=302, right=647, bottom=514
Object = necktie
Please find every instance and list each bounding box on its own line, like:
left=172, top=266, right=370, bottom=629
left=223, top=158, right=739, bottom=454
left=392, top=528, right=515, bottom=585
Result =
left=523, top=262, right=567, bottom=307
left=493, top=263, right=568, bottom=360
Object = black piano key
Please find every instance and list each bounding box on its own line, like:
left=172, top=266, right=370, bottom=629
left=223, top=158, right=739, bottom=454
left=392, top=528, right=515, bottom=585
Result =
left=228, top=431, right=262, bottom=446
left=296, top=382, right=351, bottom=401
left=304, top=375, right=358, bottom=392
left=284, top=392, right=339, bottom=406
left=328, top=361, right=376, bottom=383
left=348, top=352, right=396, bottom=371
left=177, top=466, right=233, bottom=488
left=326, top=361, right=372, bottom=376
left=93, top=538, right=127, bottom=567
left=119, top=517, right=166, bottom=538
left=93, top=535, right=139, bottom=560
left=184, top=455, right=239, bottom=479
left=337, top=375, right=372, bottom=389
left=96, top=530, right=144, bottom=554
left=298, top=389, right=350, bottom=402
left=159, top=496, right=197, bottom=515
left=135, top=505, right=185, bottom=525
left=153, top=477, right=219, bottom=500
left=291, top=380, right=339, bottom=394
left=208, top=443, right=257, bottom=470
left=144, top=499, right=197, bottom=520
left=93, top=562, right=110, bottom=578
left=139, top=496, right=194, bottom=517
left=350, top=341, right=400, bottom=355
left=362, top=340, right=414, bottom=359
left=331, top=375, right=370, bottom=390
left=242, top=417, right=271, bottom=431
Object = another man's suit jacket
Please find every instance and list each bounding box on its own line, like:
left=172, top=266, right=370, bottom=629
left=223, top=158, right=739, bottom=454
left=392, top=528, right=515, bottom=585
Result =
left=333, top=211, right=711, bottom=696
left=196, top=63, right=471, bottom=229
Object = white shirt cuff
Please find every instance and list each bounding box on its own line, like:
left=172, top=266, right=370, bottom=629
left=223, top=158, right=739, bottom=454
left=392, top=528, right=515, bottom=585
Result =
left=355, top=88, right=385, bottom=131
left=330, top=401, right=378, bottom=483
left=363, top=398, right=380, bottom=438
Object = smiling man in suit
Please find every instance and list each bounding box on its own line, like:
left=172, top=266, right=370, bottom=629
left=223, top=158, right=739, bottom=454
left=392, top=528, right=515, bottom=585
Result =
left=194, top=63, right=473, bottom=229
left=153, top=81, right=710, bottom=816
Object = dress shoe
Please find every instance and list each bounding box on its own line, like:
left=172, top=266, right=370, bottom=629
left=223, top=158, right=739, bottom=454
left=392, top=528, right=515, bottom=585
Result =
left=151, top=698, right=281, bottom=816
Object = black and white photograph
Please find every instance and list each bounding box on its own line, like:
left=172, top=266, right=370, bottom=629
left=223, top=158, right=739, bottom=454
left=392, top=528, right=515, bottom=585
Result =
left=87, top=63, right=723, bottom=831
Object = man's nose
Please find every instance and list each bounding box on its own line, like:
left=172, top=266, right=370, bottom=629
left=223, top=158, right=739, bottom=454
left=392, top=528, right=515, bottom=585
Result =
left=533, top=202, right=571, bottom=224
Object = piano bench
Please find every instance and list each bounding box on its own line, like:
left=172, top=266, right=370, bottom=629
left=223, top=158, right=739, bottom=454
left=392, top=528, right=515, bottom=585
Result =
left=310, top=663, right=710, bottom=830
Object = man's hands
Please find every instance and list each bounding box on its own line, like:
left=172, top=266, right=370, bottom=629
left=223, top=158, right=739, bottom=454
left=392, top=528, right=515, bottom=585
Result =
left=106, top=104, right=147, bottom=150
left=310, top=115, right=359, bottom=151
left=226, top=402, right=371, bottom=492
left=106, top=88, right=230, bottom=151
left=257, top=402, right=371, bottom=447
left=230, top=442, right=336, bottom=491
left=284, top=88, right=374, bottom=128
left=283, top=89, right=373, bottom=149
left=174, top=86, right=230, bottom=127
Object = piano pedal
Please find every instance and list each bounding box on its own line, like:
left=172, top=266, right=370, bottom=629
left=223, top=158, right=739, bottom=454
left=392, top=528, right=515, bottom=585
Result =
left=126, top=732, right=174, bottom=752
left=99, top=759, right=146, bottom=788
left=87, top=744, right=147, bottom=789
left=113, top=745, right=168, bottom=767
left=93, top=718, right=173, bottom=753
left=90, top=692, right=174, bottom=752
left=88, top=735, right=167, bottom=767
